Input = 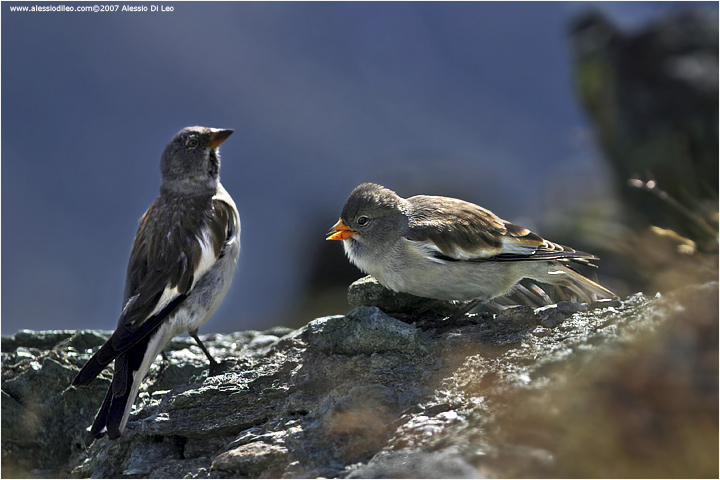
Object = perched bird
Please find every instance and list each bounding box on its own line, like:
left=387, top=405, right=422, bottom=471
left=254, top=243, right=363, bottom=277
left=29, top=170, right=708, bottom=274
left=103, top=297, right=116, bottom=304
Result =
left=72, top=126, right=241, bottom=439
left=327, top=183, right=614, bottom=313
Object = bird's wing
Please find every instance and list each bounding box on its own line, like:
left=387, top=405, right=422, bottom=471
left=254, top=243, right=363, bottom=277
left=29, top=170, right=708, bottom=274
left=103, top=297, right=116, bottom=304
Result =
left=73, top=193, right=238, bottom=386
left=405, top=195, right=597, bottom=265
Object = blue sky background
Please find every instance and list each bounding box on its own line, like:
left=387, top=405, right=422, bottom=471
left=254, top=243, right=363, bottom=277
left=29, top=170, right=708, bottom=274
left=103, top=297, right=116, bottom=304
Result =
left=2, top=1, right=716, bottom=335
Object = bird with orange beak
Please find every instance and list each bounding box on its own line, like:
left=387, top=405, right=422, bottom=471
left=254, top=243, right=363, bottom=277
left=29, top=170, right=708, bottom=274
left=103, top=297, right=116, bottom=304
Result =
left=327, top=183, right=614, bottom=312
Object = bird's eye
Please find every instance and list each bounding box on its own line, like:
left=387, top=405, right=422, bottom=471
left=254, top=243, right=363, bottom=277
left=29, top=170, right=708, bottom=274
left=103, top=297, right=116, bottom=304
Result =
left=187, top=138, right=199, bottom=148
left=357, top=216, right=370, bottom=226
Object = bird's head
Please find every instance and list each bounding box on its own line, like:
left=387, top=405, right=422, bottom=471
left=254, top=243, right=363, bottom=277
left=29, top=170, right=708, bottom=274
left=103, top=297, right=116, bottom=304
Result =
left=160, top=126, right=233, bottom=194
left=326, top=183, right=408, bottom=247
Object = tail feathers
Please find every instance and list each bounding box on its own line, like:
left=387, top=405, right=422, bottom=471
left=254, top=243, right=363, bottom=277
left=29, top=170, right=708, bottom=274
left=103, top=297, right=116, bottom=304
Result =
left=90, top=381, right=135, bottom=439
left=89, top=387, right=114, bottom=438
left=557, top=264, right=616, bottom=302
left=524, top=260, right=615, bottom=304
left=73, top=341, right=119, bottom=386
left=88, top=339, right=152, bottom=439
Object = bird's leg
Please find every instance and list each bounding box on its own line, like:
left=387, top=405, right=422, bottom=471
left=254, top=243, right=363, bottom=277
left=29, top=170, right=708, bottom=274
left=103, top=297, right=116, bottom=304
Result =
left=554, top=285, right=569, bottom=302
left=189, top=331, right=222, bottom=376
left=154, top=350, right=171, bottom=377
left=445, top=299, right=483, bottom=323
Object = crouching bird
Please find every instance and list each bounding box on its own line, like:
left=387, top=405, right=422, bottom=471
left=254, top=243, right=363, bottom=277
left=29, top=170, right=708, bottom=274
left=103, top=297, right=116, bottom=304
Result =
left=72, top=126, right=240, bottom=439
left=327, top=183, right=614, bottom=315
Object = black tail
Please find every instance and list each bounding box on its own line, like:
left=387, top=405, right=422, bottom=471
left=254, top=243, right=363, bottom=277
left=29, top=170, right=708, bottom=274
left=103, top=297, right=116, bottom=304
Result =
left=89, top=385, right=114, bottom=438
left=73, top=341, right=121, bottom=386
left=89, top=337, right=151, bottom=439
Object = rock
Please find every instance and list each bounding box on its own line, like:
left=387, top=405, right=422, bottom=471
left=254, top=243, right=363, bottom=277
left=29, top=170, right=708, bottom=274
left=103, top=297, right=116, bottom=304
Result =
left=347, top=275, right=459, bottom=318
left=536, top=301, right=587, bottom=328
left=303, top=307, right=427, bottom=355
left=212, top=441, right=289, bottom=477
left=1, top=346, right=108, bottom=478
left=2, top=283, right=717, bottom=478
left=1, top=329, right=111, bottom=353
left=347, top=448, right=479, bottom=478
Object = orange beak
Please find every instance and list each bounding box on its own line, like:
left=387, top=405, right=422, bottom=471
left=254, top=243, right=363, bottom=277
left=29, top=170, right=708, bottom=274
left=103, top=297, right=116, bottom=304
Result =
left=208, top=128, right=233, bottom=148
left=326, top=219, right=357, bottom=241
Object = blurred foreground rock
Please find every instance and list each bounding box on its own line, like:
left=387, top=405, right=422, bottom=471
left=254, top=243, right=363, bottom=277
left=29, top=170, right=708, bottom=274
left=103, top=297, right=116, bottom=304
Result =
left=2, top=278, right=717, bottom=478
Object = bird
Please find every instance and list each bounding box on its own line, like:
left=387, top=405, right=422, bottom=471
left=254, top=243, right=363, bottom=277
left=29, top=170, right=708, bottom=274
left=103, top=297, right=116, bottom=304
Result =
left=72, top=126, right=241, bottom=439
left=327, top=183, right=614, bottom=315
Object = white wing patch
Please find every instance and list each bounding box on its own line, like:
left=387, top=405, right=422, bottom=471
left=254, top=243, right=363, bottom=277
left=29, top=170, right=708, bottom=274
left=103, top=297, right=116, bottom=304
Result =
left=213, top=183, right=241, bottom=252
left=410, top=239, right=496, bottom=262
left=148, top=285, right=182, bottom=317
left=413, top=240, right=449, bottom=264
left=411, top=238, right=505, bottom=262
left=410, top=235, right=545, bottom=262
left=195, top=228, right=219, bottom=282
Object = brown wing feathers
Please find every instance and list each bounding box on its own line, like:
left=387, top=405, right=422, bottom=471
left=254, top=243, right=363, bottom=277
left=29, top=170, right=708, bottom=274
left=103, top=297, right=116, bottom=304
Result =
left=407, top=196, right=506, bottom=257
left=495, top=221, right=599, bottom=266
left=72, top=194, right=233, bottom=387
left=407, top=195, right=599, bottom=266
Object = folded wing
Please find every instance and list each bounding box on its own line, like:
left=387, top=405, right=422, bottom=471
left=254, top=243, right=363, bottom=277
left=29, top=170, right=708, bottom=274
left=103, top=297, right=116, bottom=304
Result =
left=72, top=195, right=237, bottom=386
left=405, top=195, right=598, bottom=266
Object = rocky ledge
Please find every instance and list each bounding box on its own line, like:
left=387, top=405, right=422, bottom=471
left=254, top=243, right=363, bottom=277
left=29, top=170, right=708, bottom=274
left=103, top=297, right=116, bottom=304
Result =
left=2, top=278, right=717, bottom=478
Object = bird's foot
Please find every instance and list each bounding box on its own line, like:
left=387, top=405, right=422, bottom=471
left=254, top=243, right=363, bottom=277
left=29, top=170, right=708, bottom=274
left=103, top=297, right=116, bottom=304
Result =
left=190, top=331, right=227, bottom=377
left=207, top=358, right=227, bottom=377
left=444, top=299, right=483, bottom=323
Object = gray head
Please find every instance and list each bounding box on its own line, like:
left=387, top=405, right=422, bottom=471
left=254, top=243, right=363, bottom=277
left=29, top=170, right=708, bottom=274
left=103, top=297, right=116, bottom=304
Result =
left=327, top=183, right=408, bottom=246
left=160, top=126, right=233, bottom=194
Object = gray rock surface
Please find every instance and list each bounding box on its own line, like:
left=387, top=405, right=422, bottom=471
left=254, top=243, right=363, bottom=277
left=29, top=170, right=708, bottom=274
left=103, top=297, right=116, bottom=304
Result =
left=2, top=278, right=717, bottom=478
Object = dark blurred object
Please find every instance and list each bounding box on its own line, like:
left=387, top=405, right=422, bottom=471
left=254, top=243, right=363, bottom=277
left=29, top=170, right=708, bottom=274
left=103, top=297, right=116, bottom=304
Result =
left=571, top=10, right=718, bottom=238
left=570, top=10, right=718, bottom=292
